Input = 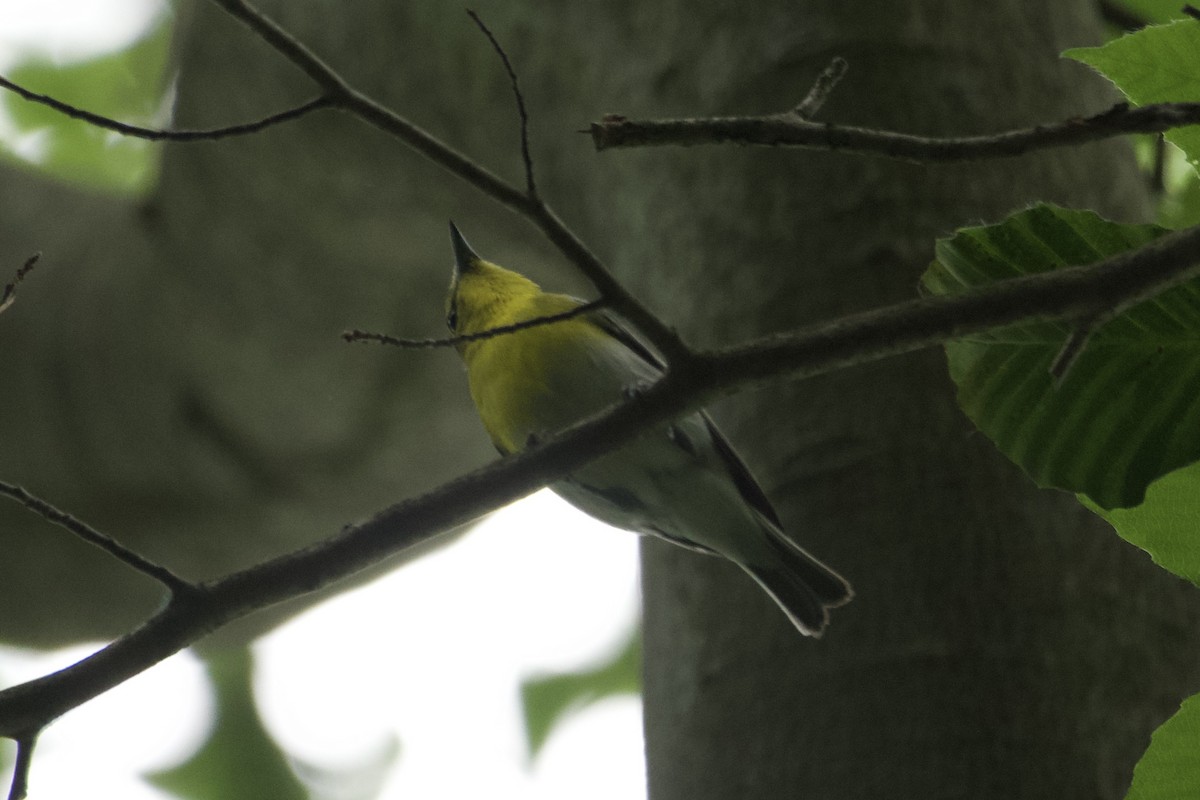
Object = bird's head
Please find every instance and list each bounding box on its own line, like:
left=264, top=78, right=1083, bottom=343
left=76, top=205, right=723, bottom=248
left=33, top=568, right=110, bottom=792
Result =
left=445, top=221, right=541, bottom=338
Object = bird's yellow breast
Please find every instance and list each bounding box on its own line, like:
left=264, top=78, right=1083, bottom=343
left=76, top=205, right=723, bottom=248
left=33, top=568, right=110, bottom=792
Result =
left=449, top=257, right=643, bottom=454
left=464, top=308, right=620, bottom=454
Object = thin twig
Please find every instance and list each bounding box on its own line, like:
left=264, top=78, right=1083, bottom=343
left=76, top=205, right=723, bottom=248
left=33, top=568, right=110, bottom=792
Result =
left=467, top=9, right=538, bottom=199
left=0, top=481, right=196, bottom=596
left=793, top=57, right=848, bottom=119
left=0, top=253, right=39, bottom=315
left=589, top=102, right=1200, bottom=161
left=6, top=732, right=38, bottom=800
left=203, top=0, right=686, bottom=361
left=343, top=299, right=605, bottom=348
left=0, top=75, right=334, bottom=141
left=207, top=0, right=531, bottom=212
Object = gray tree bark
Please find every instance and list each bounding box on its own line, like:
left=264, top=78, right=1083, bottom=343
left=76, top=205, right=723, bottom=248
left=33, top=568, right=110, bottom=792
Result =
left=593, top=3, right=1200, bottom=799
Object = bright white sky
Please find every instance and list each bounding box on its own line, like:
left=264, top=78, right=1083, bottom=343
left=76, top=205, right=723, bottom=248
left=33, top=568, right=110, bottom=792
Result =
left=0, top=2, right=647, bottom=798
left=2, top=492, right=644, bottom=800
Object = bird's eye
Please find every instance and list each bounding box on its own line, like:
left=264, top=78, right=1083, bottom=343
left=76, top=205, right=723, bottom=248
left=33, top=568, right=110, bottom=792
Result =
left=446, top=302, right=459, bottom=332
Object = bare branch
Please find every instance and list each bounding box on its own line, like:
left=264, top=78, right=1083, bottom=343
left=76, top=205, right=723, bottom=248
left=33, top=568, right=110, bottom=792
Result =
left=793, top=57, right=848, bottom=119
left=6, top=0, right=1195, bottom=758
left=4, top=218, right=1200, bottom=739
left=343, top=299, right=605, bottom=349
left=525, top=204, right=693, bottom=365
left=5, top=732, right=38, bottom=800
left=0, top=253, right=39, bottom=315
left=0, top=75, right=334, bottom=141
left=712, top=222, right=1200, bottom=391
left=208, top=0, right=528, bottom=209
left=467, top=9, right=538, bottom=199
left=201, top=0, right=687, bottom=362
left=3, top=0, right=1186, bottom=367
left=206, top=0, right=355, bottom=95
left=589, top=102, right=1200, bottom=161
left=0, top=0, right=797, bottom=367
left=0, top=480, right=196, bottom=596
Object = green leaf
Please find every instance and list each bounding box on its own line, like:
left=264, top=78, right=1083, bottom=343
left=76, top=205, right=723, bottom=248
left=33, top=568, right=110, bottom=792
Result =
left=922, top=204, right=1200, bottom=509
left=1124, top=692, right=1200, bottom=800
left=146, top=647, right=309, bottom=800
left=1083, top=462, right=1200, bottom=586
left=520, top=625, right=640, bottom=759
left=1065, top=21, right=1200, bottom=171
left=0, top=12, right=172, bottom=194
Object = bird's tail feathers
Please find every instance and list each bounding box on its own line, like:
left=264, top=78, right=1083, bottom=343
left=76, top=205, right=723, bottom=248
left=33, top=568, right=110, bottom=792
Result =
left=744, top=529, right=853, bottom=637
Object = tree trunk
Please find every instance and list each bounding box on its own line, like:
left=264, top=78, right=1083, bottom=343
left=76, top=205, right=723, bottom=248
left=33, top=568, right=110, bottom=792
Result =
left=583, top=2, right=1200, bottom=798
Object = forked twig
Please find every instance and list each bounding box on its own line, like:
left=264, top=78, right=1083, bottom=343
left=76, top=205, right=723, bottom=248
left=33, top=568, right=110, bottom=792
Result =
left=466, top=10, right=538, bottom=198
left=793, top=57, right=848, bottom=119
left=0, top=481, right=195, bottom=595
left=589, top=101, right=1200, bottom=160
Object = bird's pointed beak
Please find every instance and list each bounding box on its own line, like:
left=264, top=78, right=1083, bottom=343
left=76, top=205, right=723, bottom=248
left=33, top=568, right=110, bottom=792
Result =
left=449, top=221, right=480, bottom=277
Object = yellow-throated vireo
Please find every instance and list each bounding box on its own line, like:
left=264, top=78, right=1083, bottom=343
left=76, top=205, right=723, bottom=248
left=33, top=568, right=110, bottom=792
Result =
left=446, top=222, right=852, bottom=636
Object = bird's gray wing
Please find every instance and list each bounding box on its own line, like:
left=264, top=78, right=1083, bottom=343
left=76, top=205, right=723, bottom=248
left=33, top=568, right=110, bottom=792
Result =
left=589, top=307, right=667, bottom=374
left=590, top=305, right=784, bottom=531
left=700, top=413, right=785, bottom=530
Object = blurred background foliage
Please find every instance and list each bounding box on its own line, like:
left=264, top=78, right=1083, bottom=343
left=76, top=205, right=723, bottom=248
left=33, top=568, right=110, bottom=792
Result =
left=0, top=12, right=170, bottom=193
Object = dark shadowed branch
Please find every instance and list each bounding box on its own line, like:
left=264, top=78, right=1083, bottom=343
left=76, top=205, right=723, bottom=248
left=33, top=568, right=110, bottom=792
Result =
left=11, top=8, right=1200, bottom=358
left=204, top=0, right=689, bottom=362
left=0, top=481, right=195, bottom=595
left=4, top=216, right=1200, bottom=745
left=0, top=76, right=334, bottom=141
left=5, top=733, right=37, bottom=800
left=588, top=102, right=1200, bottom=160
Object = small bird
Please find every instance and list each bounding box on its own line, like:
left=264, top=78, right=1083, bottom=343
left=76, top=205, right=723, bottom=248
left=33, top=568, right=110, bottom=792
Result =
left=445, top=222, right=852, bottom=636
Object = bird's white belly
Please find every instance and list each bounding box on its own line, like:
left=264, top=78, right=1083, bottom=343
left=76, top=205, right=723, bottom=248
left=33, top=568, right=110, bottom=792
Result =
left=551, top=415, right=766, bottom=561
